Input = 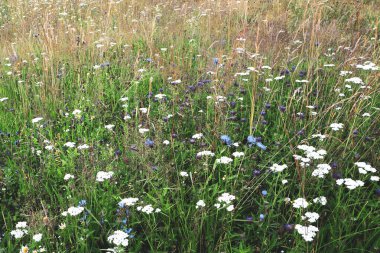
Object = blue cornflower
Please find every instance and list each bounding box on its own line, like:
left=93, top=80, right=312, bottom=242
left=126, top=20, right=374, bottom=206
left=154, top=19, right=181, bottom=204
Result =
left=78, top=199, right=87, bottom=207
left=145, top=138, right=154, bottom=148
left=220, top=135, right=232, bottom=146
left=259, top=214, right=265, bottom=221
left=261, top=190, right=268, bottom=196
left=247, top=136, right=267, bottom=150
left=213, top=58, right=219, bottom=65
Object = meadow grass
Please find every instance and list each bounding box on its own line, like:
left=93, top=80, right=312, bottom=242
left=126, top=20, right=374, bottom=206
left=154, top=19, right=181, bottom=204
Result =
left=0, top=0, right=379, bottom=252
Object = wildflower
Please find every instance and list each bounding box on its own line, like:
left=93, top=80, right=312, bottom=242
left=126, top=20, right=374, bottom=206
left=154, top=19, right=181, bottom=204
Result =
left=180, top=171, right=189, bottom=177
left=313, top=196, right=327, bottom=205
left=311, top=133, right=326, bottom=141
left=138, top=128, right=149, bottom=134
left=64, top=174, right=75, bottom=181
left=72, top=109, right=82, bottom=116
left=45, top=145, right=53, bottom=150
left=356, top=61, right=379, bottom=70
left=78, top=144, right=89, bottom=150
left=354, top=162, right=376, bottom=174
left=11, top=229, right=28, bottom=239
left=196, top=200, right=206, bottom=209
left=362, top=113, right=370, bottom=117
left=345, top=77, right=364, bottom=84
left=120, top=97, right=128, bottom=102
left=192, top=133, right=203, bottom=139
left=312, top=164, right=331, bottom=178
left=232, top=152, right=244, bottom=158
left=32, top=117, right=43, bottom=124
left=295, top=224, right=319, bottom=241
left=163, top=140, right=170, bottom=145
left=370, top=176, right=379, bottom=181
left=144, top=138, right=154, bottom=148
left=118, top=198, right=139, bottom=207
left=293, top=198, right=309, bottom=208
left=336, top=178, right=364, bottom=190
left=20, top=246, right=29, bottom=253
left=62, top=206, right=84, bottom=217
left=226, top=205, right=234, bottom=211
left=105, top=124, right=115, bottom=130
left=215, top=193, right=236, bottom=210
left=108, top=230, right=129, bottom=247
left=282, top=179, right=288, bottom=184
left=196, top=151, right=215, bottom=157
left=339, top=70, right=352, bottom=76
left=259, top=214, right=265, bottom=221
left=0, top=97, right=8, bottom=102
left=261, top=190, right=268, bottom=196
left=220, top=135, right=233, bottom=146
left=270, top=163, right=288, bottom=172
left=171, top=79, right=182, bottom=85
left=96, top=171, right=114, bottom=182
left=139, top=108, right=148, bottom=114
left=64, top=142, right=75, bottom=148
left=216, top=156, right=233, bottom=164
left=329, top=123, right=344, bottom=131
left=247, top=136, right=267, bottom=150
left=301, top=212, right=320, bottom=223
left=59, top=223, right=66, bottom=229
left=33, top=233, right=42, bottom=242
left=137, top=204, right=155, bottom=214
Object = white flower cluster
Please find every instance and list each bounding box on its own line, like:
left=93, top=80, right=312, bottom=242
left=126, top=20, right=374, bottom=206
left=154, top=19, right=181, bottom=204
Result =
left=293, top=198, right=309, bottom=209
left=295, top=224, right=319, bottom=241
left=214, top=193, right=235, bottom=211
left=336, top=178, right=364, bottom=190
left=270, top=163, right=288, bottom=172
left=105, top=124, right=115, bottom=130
left=354, top=162, right=377, bottom=174
left=33, top=233, right=43, bottom=242
left=311, top=164, right=331, bottom=178
left=196, top=200, right=206, bottom=209
left=345, top=77, right=363, bottom=84
left=137, top=204, right=161, bottom=214
left=78, top=144, right=89, bottom=150
left=232, top=152, right=244, bottom=158
left=196, top=151, right=215, bottom=157
left=313, top=196, right=327, bottom=205
left=192, top=133, right=203, bottom=139
left=10, top=222, right=28, bottom=239
left=301, top=212, right=320, bottom=223
left=216, top=156, right=233, bottom=164
left=356, top=61, right=379, bottom=70
left=329, top=123, right=344, bottom=131
left=294, top=145, right=327, bottom=167
left=96, top=171, right=114, bottom=182
left=118, top=197, right=139, bottom=207
left=62, top=206, right=84, bottom=217
left=64, top=142, right=76, bottom=148
left=64, top=174, right=75, bottom=181
left=180, top=171, right=189, bottom=177
left=311, top=133, right=327, bottom=141
left=108, top=230, right=129, bottom=247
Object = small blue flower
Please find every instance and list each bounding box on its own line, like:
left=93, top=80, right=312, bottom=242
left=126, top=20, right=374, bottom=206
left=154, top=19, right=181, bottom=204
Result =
left=220, top=135, right=232, bottom=146
left=247, top=136, right=267, bottom=150
left=259, top=214, right=265, bottom=221
left=145, top=138, right=154, bottom=148
left=78, top=199, right=87, bottom=207
left=261, top=190, right=268, bottom=196
left=213, top=58, right=219, bottom=65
